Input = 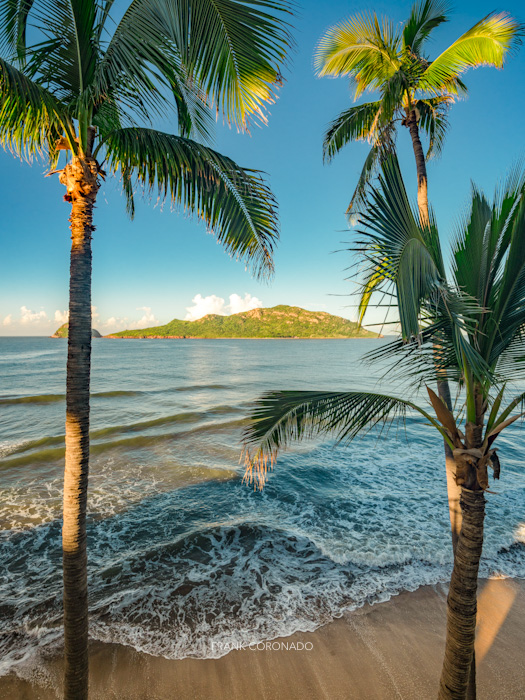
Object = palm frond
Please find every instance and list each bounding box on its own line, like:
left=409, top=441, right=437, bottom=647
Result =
left=242, top=390, right=436, bottom=489
left=101, top=127, right=279, bottom=279
left=422, top=12, right=523, bottom=90
left=451, top=167, right=525, bottom=371
left=415, top=95, right=451, bottom=159
left=176, top=0, right=294, bottom=129
left=0, top=0, right=34, bottom=61
left=402, top=0, right=450, bottom=55
left=93, top=1, right=176, bottom=123
left=315, top=12, right=401, bottom=98
left=346, top=141, right=388, bottom=217
left=0, top=56, right=68, bottom=157
left=356, top=153, right=445, bottom=338
left=322, top=100, right=383, bottom=163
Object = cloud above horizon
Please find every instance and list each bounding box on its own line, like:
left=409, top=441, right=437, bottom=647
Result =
left=102, top=307, right=160, bottom=333
left=185, top=293, right=263, bottom=321
left=20, top=306, right=48, bottom=324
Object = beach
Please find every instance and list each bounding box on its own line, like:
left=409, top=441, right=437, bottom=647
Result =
left=2, top=579, right=524, bottom=700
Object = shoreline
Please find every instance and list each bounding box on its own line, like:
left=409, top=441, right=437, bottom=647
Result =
left=102, top=335, right=383, bottom=340
left=2, top=579, right=524, bottom=699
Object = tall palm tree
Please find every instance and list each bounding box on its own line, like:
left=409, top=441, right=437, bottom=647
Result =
left=318, top=10, right=522, bottom=651
left=242, top=155, right=525, bottom=699
left=316, top=0, right=521, bottom=222
left=0, top=1, right=293, bottom=697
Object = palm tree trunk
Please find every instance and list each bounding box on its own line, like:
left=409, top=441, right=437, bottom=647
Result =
left=437, top=379, right=462, bottom=550
left=406, top=110, right=429, bottom=226
left=62, top=156, right=98, bottom=700
left=438, top=488, right=486, bottom=700
left=420, top=131, right=476, bottom=697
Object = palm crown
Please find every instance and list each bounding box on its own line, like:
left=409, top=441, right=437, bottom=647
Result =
left=316, top=0, right=522, bottom=215
left=0, top=0, right=294, bottom=277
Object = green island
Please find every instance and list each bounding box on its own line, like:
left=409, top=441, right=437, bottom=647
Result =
left=105, top=305, right=380, bottom=339
left=52, top=324, right=102, bottom=338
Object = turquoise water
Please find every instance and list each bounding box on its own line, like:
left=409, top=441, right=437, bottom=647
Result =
left=1, top=337, right=524, bottom=674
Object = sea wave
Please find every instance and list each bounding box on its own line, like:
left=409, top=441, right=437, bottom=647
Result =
left=1, top=513, right=524, bottom=677
left=0, top=407, right=245, bottom=463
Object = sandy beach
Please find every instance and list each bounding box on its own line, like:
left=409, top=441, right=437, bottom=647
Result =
left=2, top=578, right=524, bottom=700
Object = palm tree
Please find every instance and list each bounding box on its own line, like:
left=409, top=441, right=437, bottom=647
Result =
left=318, top=10, right=522, bottom=646
left=316, top=0, right=521, bottom=222
left=0, top=1, right=293, bottom=697
left=242, top=155, right=525, bottom=699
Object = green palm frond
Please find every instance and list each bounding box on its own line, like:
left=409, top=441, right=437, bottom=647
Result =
left=402, top=0, right=450, bottom=55
left=0, top=56, right=68, bottom=157
left=322, top=101, right=383, bottom=163
left=177, top=0, right=294, bottom=129
left=356, top=153, right=445, bottom=337
left=97, top=0, right=293, bottom=131
left=242, top=390, right=439, bottom=489
left=315, top=12, right=401, bottom=98
left=415, top=95, right=451, bottom=159
left=26, top=0, right=99, bottom=94
left=451, top=186, right=494, bottom=309
left=485, top=194, right=525, bottom=367
left=90, top=1, right=176, bottom=123
left=101, top=127, right=279, bottom=279
left=451, top=167, right=525, bottom=372
left=422, top=12, right=523, bottom=91
left=0, top=0, right=34, bottom=61
left=346, top=131, right=397, bottom=216
left=347, top=143, right=383, bottom=216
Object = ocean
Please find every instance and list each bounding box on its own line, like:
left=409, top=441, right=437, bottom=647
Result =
left=1, top=337, right=524, bottom=676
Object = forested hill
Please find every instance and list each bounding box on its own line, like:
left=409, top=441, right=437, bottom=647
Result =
left=108, top=305, right=380, bottom=339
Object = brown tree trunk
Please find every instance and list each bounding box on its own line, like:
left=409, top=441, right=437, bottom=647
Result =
left=62, top=155, right=98, bottom=700
left=419, top=127, right=476, bottom=698
left=438, top=489, right=486, bottom=700
left=406, top=109, right=429, bottom=226
left=437, top=379, right=462, bottom=551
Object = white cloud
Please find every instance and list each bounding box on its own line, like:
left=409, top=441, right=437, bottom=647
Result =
left=3, top=314, right=12, bottom=326
left=20, top=306, right=48, bottom=324
left=101, top=307, right=160, bottom=333
left=127, top=307, right=160, bottom=330
left=54, top=309, right=69, bottom=324
left=185, top=293, right=263, bottom=321
left=54, top=307, right=98, bottom=325
left=185, top=294, right=227, bottom=320
left=228, top=293, right=263, bottom=315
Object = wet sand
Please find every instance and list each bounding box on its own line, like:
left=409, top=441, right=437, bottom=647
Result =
left=1, top=579, right=524, bottom=700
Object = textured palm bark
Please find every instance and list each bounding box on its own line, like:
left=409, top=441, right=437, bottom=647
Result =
left=406, top=110, right=429, bottom=226
left=437, top=379, right=462, bottom=551
left=62, top=155, right=99, bottom=700
left=437, top=376, right=476, bottom=700
left=438, top=489, right=486, bottom=700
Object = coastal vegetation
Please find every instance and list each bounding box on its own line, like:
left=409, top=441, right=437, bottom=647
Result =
left=52, top=324, right=101, bottom=339
left=243, top=155, right=525, bottom=699
left=107, top=305, right=379, bottom=339
left=0, top=0, right=293, bottom=697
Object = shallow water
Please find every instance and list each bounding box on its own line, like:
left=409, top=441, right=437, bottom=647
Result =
left=1, top=337, right=524, bottom=675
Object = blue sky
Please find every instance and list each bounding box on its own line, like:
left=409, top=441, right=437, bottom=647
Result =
left=1, top=0, right=524, bottom=335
